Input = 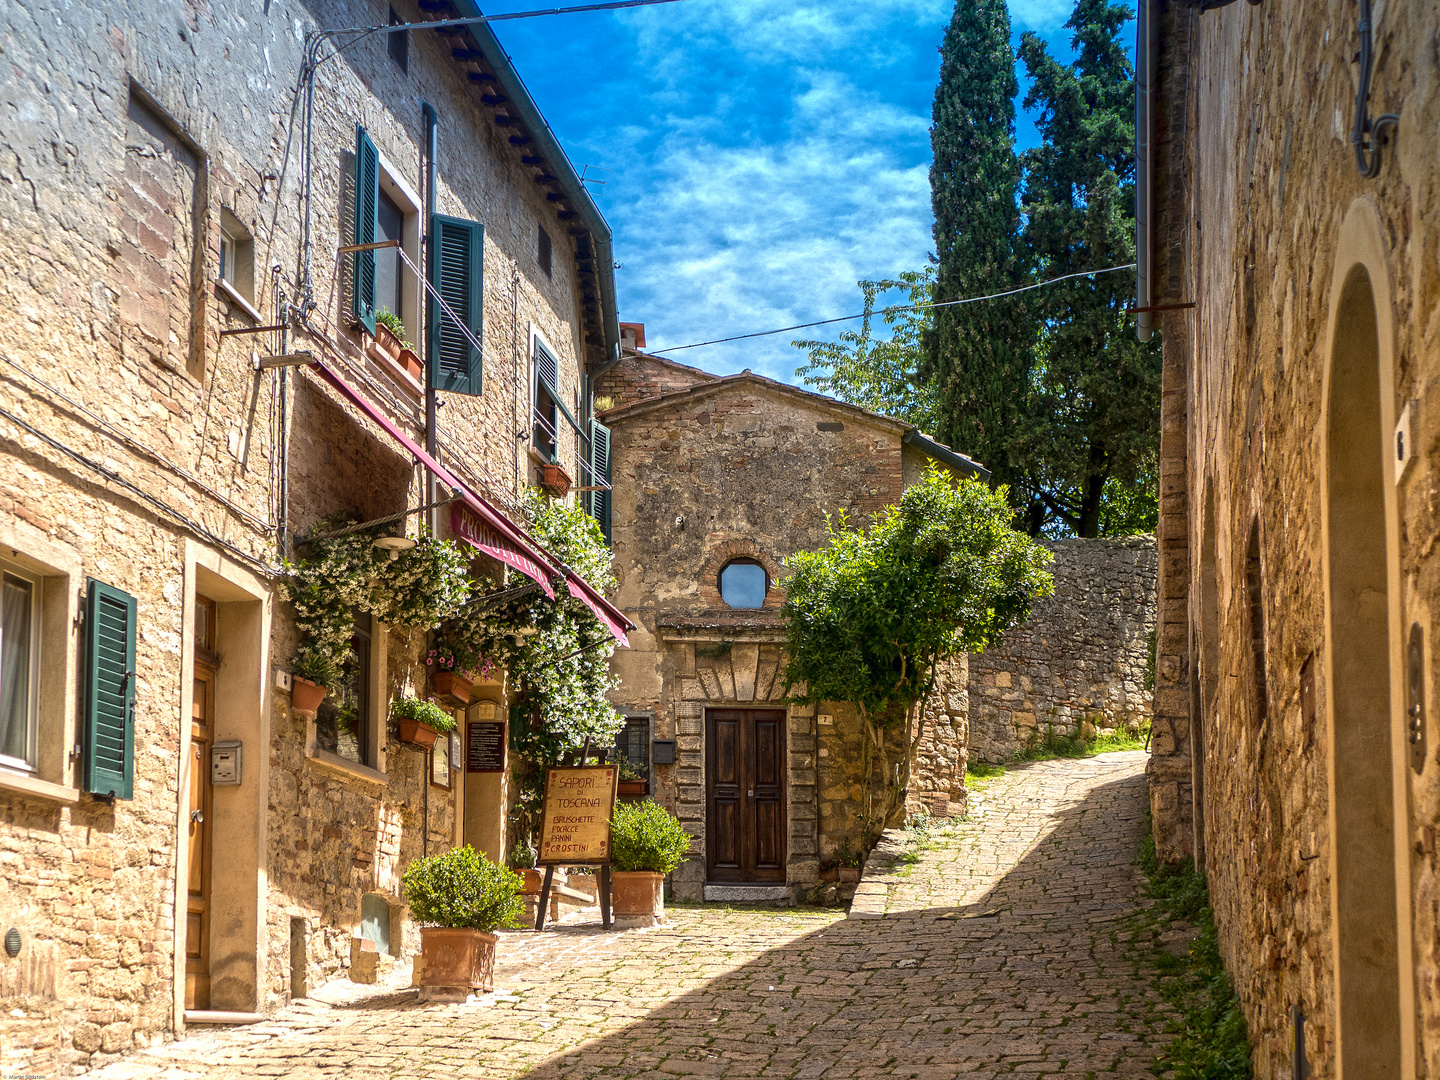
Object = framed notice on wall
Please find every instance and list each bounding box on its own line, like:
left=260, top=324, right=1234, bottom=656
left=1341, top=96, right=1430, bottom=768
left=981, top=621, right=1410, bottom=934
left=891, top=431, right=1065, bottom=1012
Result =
left=536, top=765, right=618, bottom=866
left=466, top=721, right=505, bottom=773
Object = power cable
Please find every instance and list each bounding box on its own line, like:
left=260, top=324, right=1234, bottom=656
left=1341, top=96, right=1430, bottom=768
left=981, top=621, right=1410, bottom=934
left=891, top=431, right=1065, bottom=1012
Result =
left=647, top=263, right=1139, bottom=356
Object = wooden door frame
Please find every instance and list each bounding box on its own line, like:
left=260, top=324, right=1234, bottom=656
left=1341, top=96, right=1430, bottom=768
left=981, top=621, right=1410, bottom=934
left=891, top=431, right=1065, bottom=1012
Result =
left=186, top=657, right=216, bottom=1010
left=704, top=707, right=787, bottom=884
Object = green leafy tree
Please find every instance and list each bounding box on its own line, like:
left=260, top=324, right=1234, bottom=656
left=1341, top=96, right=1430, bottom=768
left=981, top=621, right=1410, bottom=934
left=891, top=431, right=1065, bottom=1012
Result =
left=794, top=269, right=939, bottom=432
left=1013, top=0, right=1162, bottom=537
left=780, top=468, right=1053, bottom=838
left=924, top=0, right=1036, bottom=518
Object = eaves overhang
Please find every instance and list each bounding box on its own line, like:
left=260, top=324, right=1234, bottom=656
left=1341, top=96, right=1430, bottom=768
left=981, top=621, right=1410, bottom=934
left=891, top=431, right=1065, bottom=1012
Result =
left=439, top=0, right=620, bottom=366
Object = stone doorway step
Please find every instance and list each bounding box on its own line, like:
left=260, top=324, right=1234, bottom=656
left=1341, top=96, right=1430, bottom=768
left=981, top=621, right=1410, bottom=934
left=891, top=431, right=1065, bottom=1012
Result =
left=703, top=884, right=788, bottom=904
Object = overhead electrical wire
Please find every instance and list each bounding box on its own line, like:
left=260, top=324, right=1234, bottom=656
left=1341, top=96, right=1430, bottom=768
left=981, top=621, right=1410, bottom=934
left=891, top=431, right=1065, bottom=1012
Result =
left=648, top=263, right=1140, bottom=356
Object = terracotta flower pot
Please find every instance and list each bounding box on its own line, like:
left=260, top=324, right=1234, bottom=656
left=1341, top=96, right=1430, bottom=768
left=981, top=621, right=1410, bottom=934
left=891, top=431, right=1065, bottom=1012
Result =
left=397, top=716, right=442, bottom=749
left=818, top=867, right=839, bottom=883
left=541, top=462, right=571, bottom=497
left=398, top=348, right=423, bottom=379
left=431, top=670, right=472, bottom=706
left=374, top=322, right=405, bottom=361
left=519, top=868, right=545, bottom=895
left=292, top=676, right=328, bottom=713
left=415, top=926, right=497, bottom=997
left=838, top=867, right=862, bottom=884
left=610, top=870, right=665, bottom=927
left=617, top=779, right=648, bottom=797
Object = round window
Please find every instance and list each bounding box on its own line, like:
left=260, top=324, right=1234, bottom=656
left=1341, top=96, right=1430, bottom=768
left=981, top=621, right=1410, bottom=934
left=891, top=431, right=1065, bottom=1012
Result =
left=719, top=559, right=768, bottom=609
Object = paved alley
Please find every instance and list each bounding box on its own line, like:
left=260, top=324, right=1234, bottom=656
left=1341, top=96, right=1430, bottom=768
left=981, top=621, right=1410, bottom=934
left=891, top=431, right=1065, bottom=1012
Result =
left=88, top=752, right=1169, bottom=1079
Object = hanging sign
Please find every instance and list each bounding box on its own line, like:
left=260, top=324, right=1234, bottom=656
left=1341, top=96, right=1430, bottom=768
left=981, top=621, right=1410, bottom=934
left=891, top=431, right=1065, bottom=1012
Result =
left=537, top=765, right=618, bottom=865
left=466, top=721, right=506, bottom=773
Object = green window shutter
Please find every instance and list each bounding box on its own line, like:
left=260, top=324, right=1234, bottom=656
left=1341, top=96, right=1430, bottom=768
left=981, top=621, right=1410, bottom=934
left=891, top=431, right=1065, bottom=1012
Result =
left=427, top=213, right=484, bottom=395
left=352, top=125, right=380, bottom=336
left=588, top=419, right=612, bottom=543
left=84, top=579, right=136, bottom=801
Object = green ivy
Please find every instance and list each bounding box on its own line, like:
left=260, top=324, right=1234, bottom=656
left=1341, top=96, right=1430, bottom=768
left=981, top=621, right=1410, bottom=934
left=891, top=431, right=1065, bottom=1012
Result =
left=400, top=846, right=525, bottom=932
left=610, top=800, right=691, bottom=874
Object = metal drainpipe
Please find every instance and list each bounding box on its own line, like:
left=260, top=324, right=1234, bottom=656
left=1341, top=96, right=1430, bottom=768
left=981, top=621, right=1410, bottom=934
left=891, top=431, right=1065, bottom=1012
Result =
left=1134, top=0, right=1156, bottom=344
left=423, top=103, right=440, bottom=536
left=278, top=297, right=291, bottom=557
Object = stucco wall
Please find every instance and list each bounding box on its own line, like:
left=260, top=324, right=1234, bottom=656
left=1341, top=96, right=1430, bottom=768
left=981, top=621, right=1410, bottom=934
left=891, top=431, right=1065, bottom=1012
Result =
left=968, top=537, right=1157, bottom=763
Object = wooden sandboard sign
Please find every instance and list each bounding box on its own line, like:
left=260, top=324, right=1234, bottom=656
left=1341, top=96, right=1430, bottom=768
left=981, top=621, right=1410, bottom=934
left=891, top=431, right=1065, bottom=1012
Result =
left=537, top=765, right=618, bottom=865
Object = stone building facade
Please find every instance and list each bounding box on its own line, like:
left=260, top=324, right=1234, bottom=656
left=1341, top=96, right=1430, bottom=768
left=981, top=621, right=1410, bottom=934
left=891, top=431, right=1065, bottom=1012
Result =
left=1144, top=0, right=1440, bottom=1073
left=968, top=537, right=1157, bottom=763
left=0, top=1, right=623, bottom=1072
left=595, top=360, right=985, bottom=901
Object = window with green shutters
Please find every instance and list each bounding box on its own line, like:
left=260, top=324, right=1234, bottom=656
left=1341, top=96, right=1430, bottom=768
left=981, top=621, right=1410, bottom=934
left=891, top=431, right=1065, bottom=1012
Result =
left=84, top=579, right=136, bottom=801
left=587, top=419, right=612, bottom=542
left=427, top=213, right=484, bottom=395
left=352, top=125, right=380, bottom=336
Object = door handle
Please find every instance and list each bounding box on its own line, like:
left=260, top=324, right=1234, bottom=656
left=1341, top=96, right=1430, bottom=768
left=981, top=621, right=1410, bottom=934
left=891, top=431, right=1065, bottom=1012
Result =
left=191, top=810, right=204, bottom=824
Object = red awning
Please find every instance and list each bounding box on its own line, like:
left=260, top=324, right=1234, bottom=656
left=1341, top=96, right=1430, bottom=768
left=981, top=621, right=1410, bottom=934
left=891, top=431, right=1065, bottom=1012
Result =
left=308, top=359, right=630, bottom=646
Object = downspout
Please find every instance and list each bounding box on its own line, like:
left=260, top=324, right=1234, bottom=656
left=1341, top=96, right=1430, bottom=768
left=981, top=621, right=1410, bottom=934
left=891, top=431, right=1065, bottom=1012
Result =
left=422, top=103, right=440, bottom=536
left=1135, top=0, right=1156, bottom=343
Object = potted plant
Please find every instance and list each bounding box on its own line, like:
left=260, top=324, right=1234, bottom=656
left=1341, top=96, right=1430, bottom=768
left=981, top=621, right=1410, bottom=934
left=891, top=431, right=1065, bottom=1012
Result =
left=425, top=638, right=493, bottom=706
left=373, top=309, right=407, bottom=360
left=291, top=652, right=337, bottom=714
left=836, top=838, right=862, bottom=883
left=392, top=695, right=456, bottom=750
left=617, top=758, right=648, bottom=797
left=817, top=859, right=840, bottom=884
left=608, top=800, right=690, bottom=927
left=540, top=462, right=572, bottom=497
left=401, top=846, right=524, bottom=1000
left=507, top=842, right=543, bottom=895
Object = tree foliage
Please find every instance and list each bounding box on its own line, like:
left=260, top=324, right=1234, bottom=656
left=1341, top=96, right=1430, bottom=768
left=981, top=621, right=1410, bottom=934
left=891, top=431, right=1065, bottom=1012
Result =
left=780, top=468, right=1053, bottom=835
left=794, top=269, right=939, bottom=432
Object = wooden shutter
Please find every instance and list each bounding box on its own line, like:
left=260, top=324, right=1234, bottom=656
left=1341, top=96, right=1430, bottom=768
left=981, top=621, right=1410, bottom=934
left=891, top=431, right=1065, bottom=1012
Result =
left=588, top=419, right=612, bottom=542
left=353, top=125, right=380, bottom=336
left=427, top=213, right=484, bottom=395
left=84, top=579, right=136, bottom=800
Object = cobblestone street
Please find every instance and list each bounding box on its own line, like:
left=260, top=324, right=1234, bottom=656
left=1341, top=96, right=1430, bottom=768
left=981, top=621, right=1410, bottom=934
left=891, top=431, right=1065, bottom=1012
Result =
left=89, top=752, right=1167, bottom=1079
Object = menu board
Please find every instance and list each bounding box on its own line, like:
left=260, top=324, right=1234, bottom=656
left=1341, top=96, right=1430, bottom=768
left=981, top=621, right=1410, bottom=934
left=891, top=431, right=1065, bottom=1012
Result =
left=466, top=721, right=506, bottom=773
left=537, top=765, right=618, bottom=865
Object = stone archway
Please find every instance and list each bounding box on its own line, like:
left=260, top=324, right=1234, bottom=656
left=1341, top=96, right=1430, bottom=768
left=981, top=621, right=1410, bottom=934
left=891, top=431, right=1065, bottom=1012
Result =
left=1322, top=244, right=1404, bottom=1075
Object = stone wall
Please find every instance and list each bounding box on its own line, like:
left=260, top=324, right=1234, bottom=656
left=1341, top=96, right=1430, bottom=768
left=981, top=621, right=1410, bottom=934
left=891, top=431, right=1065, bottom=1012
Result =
left=0, top=0, right=606, bottom=1071
left=594, top=352, right=718, bottom=413
left=1149, top=0, right=1440, bottom=1072
left=967, top=537, right=1157, bottom=763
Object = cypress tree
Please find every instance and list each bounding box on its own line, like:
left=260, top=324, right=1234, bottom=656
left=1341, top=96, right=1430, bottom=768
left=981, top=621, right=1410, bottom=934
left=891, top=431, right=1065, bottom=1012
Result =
left=924, top=0, right=1039, bottom=528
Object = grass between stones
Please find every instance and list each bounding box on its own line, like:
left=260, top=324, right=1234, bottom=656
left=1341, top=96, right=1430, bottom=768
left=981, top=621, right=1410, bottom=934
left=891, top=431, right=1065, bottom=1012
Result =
left=966, top=722, right=1151, bottom=786
left=1135, top=828, right=1252, bottom=1079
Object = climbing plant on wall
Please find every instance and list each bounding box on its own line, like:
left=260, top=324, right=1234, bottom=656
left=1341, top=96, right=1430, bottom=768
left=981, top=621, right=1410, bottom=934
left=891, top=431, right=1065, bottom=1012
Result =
left=780, top=468, right=1054, bottom=845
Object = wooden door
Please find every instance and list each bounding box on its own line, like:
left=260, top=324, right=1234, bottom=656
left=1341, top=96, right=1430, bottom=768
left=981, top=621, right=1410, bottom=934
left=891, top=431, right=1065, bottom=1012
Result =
left=705, top=709, right=786, bottom=883
left=185, top=655, right=215, bottom=1009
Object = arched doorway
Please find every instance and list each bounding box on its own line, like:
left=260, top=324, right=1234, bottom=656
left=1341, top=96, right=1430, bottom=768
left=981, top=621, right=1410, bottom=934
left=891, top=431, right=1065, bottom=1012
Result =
left=1324, top=264, right=1402, bottom=1075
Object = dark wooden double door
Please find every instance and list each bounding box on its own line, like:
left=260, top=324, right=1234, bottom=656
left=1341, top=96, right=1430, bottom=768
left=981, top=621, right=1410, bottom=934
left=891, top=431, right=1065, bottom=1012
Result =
left=706, top=709, right=786, bottom=882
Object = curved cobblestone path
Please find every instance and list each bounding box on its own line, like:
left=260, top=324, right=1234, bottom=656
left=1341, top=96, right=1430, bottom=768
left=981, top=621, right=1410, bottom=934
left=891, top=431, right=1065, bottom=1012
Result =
left=90, top=752, right=1169, bottom=1080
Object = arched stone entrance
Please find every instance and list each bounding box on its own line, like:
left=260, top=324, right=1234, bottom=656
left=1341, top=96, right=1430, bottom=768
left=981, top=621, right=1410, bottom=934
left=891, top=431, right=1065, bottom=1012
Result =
left=1323, top=257, right=1403, bottom=1077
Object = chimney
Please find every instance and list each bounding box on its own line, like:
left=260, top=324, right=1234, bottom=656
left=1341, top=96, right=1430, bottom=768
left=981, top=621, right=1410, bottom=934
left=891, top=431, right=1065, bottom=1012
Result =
left=619, top=322, right=646, bottom=352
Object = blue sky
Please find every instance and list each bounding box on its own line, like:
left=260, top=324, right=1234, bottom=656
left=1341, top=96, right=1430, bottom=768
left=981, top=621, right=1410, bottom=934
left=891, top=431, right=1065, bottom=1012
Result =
left=492, top=0, right=1123, bottom=383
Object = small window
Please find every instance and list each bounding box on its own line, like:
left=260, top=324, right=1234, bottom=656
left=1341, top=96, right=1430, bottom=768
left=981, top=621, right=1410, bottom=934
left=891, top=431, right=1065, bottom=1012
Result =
left=374, top=188, right=406, bottom=336
left=387, top=7, right=408, bottom=73
left=538, top=225, right=552, bottom=277
left=0, top=563, right=41, bottom=772
left=218, top=208, right=256, bottom=307
left=317, top=612, right=372, bottom=766
left=719, top=559, right=768, bottom=609
left=613, top=716, right=649, bottom=779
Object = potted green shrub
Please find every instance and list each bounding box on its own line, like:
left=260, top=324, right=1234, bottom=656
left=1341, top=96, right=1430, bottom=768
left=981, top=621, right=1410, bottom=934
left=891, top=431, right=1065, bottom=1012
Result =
left=290, top=652, right=334, bottom=713
left=401, top=846, right=523, bottom=999
left=608, top=800, right=690, bottom=927
left=392, top=695, right=456, bottom=750
left=617, top=758, right=648, bottom=797
left=507, top=841, right=543, bottom=895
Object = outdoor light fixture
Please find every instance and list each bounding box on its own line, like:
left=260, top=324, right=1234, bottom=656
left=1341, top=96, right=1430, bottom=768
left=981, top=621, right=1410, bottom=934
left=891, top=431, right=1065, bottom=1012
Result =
left=373, top=535, right=417, bottom=561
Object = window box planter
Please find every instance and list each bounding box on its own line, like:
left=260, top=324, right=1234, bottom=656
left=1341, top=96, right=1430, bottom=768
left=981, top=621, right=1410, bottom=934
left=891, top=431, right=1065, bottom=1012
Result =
left=397, top=717, right=443, bottom=749
left=818, top=867, right=839, bottom=883
left=540, top=463, right=571, bottom=497
left=838, top=867, right=861, bottom=884
left=373, top=321, right=405, bottom=362
left=610, top=870, right=666, bottom=928
left=397, top=347, right=423, bottom=381
left=617, top=779, right=648, bottom=797
left=431, top=670, right=472, bottom=706
left=291, top=676, right=328, bottom=714
left=415, top=927, right=497, bottom=998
